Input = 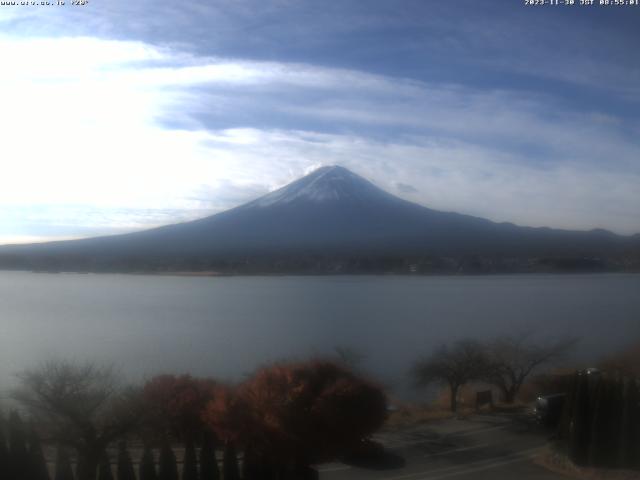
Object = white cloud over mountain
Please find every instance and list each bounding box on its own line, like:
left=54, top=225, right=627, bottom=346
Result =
left=0, top=2, right=638, bottom=243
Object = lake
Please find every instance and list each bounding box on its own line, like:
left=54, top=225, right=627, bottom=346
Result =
left=1, top=272, right=639, bottom=399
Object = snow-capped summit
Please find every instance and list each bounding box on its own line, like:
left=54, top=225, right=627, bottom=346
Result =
left=246, top=165, right=397, bottom=208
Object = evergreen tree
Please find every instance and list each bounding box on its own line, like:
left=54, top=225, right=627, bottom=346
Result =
left=97, top=452, right=113, bottom=480
left=198, top=435, right=219, bottom=480
left=557, top=373, right=578, bottom=444
left=8, top=411, right=30, bottom=479
left=568, top=373, right=591, bottom=465
left=182, top=439, right=198, bottom=480
left=561, top=373, right=640, bottom=470
left=116, top=442, right=136, bottom=480
left=222, top=443, right=239, bottom=480
left=608, top=377, right=624, bottom=467
left=28, top=428, right=51, bottom=480
left=241, top=447, right=258, bottom=480
left=77, top=448, right=106, bottom=480
left=0, top=425, right=9, bottom=480
left=139, top=444, right=157, bottom=480
left=158, top=441, right=179, bottom=480
left=625, top=378, right=640, bottom=469
left=54, top=446, right=75, bottom=480
left=241, top=446, right=271, bottom=480
left=591, top=377, right=625, bottom=468
left=616, top=378, right=633, bottom=468
left=587, top=376, right=611, bottom=467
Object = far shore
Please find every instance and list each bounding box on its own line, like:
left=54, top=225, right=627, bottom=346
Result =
left=132, top=270, right=231, bottom=277
left=0, top=268, right=637, bottom=277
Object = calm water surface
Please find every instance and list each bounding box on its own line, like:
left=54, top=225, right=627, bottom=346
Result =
left=1, top=272, right=639, bottom=397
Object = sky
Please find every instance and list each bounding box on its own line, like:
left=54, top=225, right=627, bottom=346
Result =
left=0, top=0, right=639, bottom=244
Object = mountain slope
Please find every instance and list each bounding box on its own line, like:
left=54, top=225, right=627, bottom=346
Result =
left=0, top=166, right=638, bottom=272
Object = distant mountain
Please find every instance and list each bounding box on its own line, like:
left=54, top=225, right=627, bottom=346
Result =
left=0, top=166, right=638, bottom=273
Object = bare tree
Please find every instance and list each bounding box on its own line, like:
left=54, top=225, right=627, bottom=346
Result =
left=12, top=360, right=145, bottom=480
left=483, top=334, right=576, bottom=403
left=412, top=340, right=490, bottom=412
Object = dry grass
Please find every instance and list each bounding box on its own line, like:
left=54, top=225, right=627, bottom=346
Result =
left=384, top=403, right=475, bottom=429
left=535, top=447, right=640, bottom=480
left=385, top=384, right=504, bottom=429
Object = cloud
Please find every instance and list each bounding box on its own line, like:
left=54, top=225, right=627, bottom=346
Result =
left=396, top=183, right=418, bottom=194
left=175, top=128, right=640, bottom=235
left=0, top=32, right=638, bottom=243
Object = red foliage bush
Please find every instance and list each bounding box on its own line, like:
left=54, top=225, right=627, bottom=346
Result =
left=209, top=360, right=388, bottom=465
left=143, top=374, right=217, bottom=438
left=599, top=340, right=640, bottom=378
left=201, top=385, right=254, bottom=445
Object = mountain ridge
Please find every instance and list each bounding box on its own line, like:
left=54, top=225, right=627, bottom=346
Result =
left=0, top=166, right=638, bottom=274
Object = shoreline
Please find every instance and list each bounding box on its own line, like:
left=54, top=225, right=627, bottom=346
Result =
left=0, top=269, right=638, bottom=278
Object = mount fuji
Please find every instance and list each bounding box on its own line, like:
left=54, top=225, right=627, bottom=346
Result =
left=0, top=166, right=637, bottom=273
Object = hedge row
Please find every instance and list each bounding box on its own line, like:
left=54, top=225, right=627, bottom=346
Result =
left=557, top=372, right=640, bottom=470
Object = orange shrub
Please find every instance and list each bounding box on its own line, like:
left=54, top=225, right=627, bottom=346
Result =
left=227, top=360, right=388, bottom=465
left=201, top=384, right=255, bottom=445
left=143, top=374, right=217, bottom=438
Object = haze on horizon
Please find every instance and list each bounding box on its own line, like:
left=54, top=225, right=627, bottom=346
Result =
left=1, top=1, right=639, bottom=245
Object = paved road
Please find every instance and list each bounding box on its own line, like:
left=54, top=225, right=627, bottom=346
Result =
left=318, top=414, right=567, bottom=480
